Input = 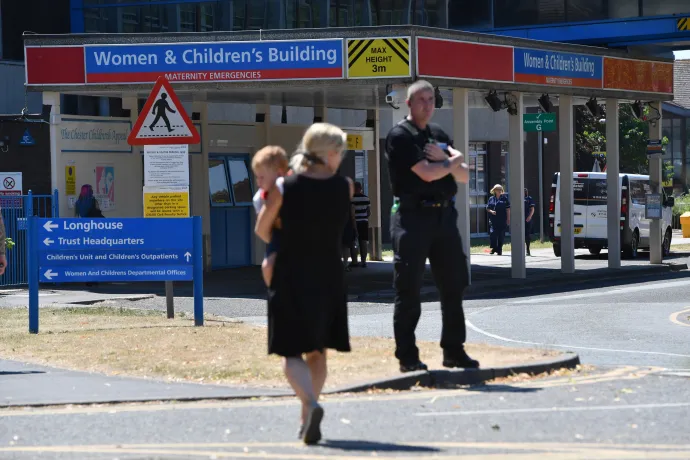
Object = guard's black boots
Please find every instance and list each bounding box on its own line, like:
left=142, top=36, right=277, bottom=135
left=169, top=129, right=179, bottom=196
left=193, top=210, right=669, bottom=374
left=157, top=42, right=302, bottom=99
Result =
left=399, top=360, right=428, bottom=373
left=443, top=348, right=480, bottom=369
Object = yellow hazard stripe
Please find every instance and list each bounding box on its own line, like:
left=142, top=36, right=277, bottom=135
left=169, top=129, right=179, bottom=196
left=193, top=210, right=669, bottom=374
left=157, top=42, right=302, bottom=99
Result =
left=677, top=17, right=690, bottom=31
left=348, top=39, right=374, bottom=67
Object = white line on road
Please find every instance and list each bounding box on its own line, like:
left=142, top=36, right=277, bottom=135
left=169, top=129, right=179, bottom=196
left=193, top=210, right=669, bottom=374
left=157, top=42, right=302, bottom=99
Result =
left=508, top=279, right=690, bottom=305
left=466, top=320, right=690, bottom=358
left=415, top=401, right=690, bottom=417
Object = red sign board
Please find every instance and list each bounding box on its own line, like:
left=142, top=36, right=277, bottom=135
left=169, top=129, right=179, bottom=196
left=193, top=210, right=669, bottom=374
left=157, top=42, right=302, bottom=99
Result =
left=127, top=76, right=200, bottom=146
left=604, top=57, right=674, bottom=94
left=416, top=37, right=514, bottom=83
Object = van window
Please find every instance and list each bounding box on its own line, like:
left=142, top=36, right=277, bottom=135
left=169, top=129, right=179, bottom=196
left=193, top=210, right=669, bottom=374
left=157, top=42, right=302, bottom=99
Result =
left=589, top=179, right=607, bottom=202
left=630, top=180, right=647, bottom=205
left=572, top=177, right=607, bottom=204
left=573, top=178, right=587, bottom=203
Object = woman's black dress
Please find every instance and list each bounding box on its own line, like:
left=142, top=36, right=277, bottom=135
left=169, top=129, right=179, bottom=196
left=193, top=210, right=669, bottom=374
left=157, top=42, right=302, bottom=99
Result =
left=267, top=173, right=352, bottom=357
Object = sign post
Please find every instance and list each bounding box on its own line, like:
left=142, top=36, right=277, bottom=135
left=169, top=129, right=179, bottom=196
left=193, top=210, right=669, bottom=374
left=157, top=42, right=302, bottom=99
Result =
left=127, top=75, right=201, bottom=320
left=27, top=217, right=203, bottom=333
left=523, top=113, right=556, bottom=132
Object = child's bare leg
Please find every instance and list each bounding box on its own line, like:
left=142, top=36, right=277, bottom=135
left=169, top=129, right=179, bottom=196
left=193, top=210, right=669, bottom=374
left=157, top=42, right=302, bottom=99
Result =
left=261, top=252, right=276, bottom=286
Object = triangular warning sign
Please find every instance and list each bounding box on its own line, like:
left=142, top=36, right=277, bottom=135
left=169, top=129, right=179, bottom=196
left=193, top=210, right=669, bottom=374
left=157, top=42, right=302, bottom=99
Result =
left=128, top=76, right=200, bottom=146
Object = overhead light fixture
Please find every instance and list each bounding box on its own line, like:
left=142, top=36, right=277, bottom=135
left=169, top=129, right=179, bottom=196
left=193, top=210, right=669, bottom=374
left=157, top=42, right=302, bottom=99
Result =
left=434, top=87, right=443, bottom=109
left=538, top=94, right=553, bottom=113
left=504, top=93, right=518, bottom=116
left=585, top=97, right=601, bottom=118
left=631, top=100, right=644, bottom=119
left=485, top=90, right=503, bottom=112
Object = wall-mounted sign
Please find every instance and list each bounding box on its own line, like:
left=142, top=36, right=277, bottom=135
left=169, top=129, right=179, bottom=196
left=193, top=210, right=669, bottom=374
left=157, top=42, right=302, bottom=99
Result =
left=514, top=48, right=603, bottom=88
left=347, top=37, right=410, bottom=79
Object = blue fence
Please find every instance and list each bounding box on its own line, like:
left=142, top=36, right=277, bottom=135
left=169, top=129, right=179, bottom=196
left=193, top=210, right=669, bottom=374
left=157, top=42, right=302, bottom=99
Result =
left=1, top=190, right=59, bottom=287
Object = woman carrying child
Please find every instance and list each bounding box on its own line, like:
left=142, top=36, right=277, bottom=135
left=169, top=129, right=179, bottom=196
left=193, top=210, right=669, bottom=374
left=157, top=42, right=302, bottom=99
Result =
left=254, top=123, right=353, bottom=445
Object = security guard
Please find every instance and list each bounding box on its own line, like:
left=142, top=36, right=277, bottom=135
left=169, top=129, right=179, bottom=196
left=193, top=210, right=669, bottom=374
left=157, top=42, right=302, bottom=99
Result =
left=385, top=80, right=479, bottom=372
left=524, top=188, right=536, bottom=256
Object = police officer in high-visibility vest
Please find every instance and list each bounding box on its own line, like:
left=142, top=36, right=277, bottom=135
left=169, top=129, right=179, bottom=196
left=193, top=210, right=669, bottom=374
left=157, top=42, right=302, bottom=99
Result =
left=384, top=80, right=479, bottom=373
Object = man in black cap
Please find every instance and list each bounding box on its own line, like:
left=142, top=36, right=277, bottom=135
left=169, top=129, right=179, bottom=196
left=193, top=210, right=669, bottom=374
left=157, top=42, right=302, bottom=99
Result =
left=385, top=80, right=479, bottom=373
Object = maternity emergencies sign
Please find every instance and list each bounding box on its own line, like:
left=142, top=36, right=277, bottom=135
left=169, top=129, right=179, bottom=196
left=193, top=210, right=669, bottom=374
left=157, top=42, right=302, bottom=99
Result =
left=127, top=75, right=200, bottom=146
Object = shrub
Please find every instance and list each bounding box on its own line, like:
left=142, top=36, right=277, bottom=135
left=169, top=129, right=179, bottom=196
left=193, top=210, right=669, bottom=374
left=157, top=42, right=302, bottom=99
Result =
left=672, top=194, right=690, bottom=219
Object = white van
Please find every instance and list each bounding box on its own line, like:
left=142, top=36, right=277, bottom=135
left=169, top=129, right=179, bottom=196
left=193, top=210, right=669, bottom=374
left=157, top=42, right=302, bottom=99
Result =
left=549, top=172, right=675, bottom=259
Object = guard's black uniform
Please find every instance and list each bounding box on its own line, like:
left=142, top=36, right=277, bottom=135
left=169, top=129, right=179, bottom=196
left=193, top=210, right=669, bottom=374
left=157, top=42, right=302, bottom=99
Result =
left=385, top=118, right=472, bottom=369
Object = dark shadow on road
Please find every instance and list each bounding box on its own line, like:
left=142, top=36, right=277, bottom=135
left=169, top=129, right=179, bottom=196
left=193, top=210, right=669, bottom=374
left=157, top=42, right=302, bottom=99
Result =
left=319, top=440, right=440, bottom=453
left=0, top=370, right=45, bottom=376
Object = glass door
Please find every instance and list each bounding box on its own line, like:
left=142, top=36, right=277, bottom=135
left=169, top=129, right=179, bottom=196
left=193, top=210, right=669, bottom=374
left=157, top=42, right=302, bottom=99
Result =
left=469, top=142, right=488, bottom=237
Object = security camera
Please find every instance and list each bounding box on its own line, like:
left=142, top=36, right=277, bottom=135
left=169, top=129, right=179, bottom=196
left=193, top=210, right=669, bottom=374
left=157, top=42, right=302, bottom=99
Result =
left=385, top=90, right=399, bottom=105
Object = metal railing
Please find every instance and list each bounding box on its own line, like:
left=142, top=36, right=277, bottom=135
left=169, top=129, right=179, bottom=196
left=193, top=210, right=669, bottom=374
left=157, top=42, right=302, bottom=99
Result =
left=1, top=190, right=59, bottom=287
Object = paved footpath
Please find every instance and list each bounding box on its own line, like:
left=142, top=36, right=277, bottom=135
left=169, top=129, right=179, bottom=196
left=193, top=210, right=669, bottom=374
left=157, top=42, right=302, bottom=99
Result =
left=1, top=359, right=289, bottom=407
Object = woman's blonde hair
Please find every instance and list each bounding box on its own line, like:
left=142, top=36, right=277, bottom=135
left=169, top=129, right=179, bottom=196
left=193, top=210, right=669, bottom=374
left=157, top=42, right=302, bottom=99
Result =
left=490, top=184, right=504, bottom=195
left=290, top=122, right=347, bottom=173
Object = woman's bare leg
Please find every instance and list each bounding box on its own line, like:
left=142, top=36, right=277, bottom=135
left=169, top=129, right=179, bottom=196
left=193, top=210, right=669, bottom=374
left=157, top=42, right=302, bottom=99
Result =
left=283, top=357, right=318, bottom=428
left=305, top=350, right=328, bottom=400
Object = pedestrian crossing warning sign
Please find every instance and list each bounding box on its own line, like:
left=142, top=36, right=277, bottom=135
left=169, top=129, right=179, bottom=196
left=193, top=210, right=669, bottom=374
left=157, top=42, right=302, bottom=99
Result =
left=128, top=75, right=200, bottom=146
left=347, top=37, right=411, bottom=79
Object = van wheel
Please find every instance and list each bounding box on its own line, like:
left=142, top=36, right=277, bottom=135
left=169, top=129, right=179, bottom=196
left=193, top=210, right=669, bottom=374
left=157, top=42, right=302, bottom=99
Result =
left=623, top=230, right=639, bottom=259
left=588, top=246, right=602, bottom=255
left=553, top=242, right=561, bottom=257
left=663, top=229, right=672, bottom=258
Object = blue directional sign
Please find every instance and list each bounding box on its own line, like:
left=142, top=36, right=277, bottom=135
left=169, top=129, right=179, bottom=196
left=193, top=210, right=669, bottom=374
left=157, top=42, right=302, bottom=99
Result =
left=35, top=217, right=194, bottom=283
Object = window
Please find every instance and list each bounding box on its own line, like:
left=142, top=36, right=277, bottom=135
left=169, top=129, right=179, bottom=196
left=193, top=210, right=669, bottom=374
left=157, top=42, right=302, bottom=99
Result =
left=374, top=0, right=411, bottom=25
left=567, top=0, right=606, bottom=22
left=448, top=0, right=492, bottom=28
left=630, top=180, right=646, bottom=205
left=210, top=156, right=254, bottom=206
left=494, top=0, right=565, bottom=28
left=642, top=0, right=689, bottom=16
left=608, top=0, right=639, bottom=18
left=227, top=159, right=253, bottom=204
left=412, top=0, right=445, bottom=27
left=209, top=159, right=232, bottom=205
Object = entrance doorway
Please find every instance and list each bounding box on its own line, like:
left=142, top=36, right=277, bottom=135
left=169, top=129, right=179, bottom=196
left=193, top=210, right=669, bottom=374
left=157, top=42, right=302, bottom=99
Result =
left=469, top=142, right=488, bottom=237
left=208, top=154, right=254, bottom=268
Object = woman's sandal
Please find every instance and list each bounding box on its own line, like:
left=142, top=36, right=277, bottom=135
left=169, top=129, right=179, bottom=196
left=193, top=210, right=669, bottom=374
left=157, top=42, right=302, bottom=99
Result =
left=302, top=404, right=324, bottom=445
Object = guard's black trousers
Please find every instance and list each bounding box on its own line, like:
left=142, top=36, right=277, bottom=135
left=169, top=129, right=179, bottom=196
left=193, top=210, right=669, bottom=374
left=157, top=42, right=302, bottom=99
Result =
left=390, top=204, right=470, bottom=364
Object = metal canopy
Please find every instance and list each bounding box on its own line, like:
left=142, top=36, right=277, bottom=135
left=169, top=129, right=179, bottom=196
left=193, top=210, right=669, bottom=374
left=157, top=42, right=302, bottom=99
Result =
left=24, top=25, right=674, bottom=106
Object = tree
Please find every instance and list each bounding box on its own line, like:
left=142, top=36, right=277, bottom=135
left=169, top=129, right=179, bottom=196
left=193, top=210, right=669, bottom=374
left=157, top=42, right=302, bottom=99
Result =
left=574, top=103, right=665, bottom=174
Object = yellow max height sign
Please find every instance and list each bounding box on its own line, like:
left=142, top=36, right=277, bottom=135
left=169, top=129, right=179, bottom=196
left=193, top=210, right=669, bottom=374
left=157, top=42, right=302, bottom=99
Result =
left=143, top=186, right=190, bottom=218
left=347, top=37, right=411, bottom=79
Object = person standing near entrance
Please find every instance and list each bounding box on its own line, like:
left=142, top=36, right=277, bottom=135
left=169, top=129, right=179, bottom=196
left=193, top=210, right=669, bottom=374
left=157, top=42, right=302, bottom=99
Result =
left=385, top=79, right=479, bottom=373
left=351, top=181, right=370, bottom=267
left=487, top=184, right=510, bottom=255
left=524, top=188, right=536, bottom=256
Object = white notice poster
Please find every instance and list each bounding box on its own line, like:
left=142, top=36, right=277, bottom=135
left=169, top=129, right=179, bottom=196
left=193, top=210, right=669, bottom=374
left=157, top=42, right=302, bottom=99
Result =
left=144, top=144, right=190, bottom=187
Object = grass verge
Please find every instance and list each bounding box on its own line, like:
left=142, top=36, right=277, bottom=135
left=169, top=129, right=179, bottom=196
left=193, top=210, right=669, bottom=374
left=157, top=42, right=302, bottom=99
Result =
left=0, top=306, right=560, bottom=389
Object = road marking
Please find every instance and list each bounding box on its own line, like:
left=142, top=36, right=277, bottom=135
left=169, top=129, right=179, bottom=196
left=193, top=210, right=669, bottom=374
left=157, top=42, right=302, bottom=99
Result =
left=508, top=279, right=690, bottom=305
left=414, top=401, right=690, bottom=417
left=669, top=308, right=690, bottom=327
left=0, top=442, right=688, bottom=459
left=466, top=319, right=690, bottom=358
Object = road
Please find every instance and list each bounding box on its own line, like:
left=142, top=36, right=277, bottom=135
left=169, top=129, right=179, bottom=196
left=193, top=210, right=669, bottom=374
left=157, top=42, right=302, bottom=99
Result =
left=1, top=262, right=689, bottom=457
left=0, top=365, right=688, bottom=458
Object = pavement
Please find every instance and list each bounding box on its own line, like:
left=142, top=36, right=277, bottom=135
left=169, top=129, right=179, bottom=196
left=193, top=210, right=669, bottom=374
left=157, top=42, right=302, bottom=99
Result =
left=2, top=235, right=688, bottom=307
